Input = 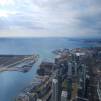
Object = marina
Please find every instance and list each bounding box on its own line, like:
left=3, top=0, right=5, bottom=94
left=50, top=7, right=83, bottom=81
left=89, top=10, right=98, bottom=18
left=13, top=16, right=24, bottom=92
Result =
left=22, top=76, right=46, bottom=93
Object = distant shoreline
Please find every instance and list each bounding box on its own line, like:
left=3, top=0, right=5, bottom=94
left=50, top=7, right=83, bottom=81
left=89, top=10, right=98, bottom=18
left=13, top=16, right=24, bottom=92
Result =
left=67, top=38, right=101, bottom=45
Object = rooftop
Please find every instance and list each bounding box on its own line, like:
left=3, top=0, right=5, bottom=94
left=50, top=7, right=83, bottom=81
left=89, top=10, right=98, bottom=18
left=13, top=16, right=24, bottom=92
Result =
left=53, top=79, right=58, bottom=83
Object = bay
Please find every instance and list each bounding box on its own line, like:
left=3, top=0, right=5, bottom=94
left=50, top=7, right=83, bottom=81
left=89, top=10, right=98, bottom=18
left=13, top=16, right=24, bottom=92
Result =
left=0, top=37, right=100, bottom=101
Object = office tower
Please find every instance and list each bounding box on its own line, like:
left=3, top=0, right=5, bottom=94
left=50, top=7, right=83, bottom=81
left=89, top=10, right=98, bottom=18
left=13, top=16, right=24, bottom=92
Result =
left=83, top=65, right=86, bottom=80
left=80, top=65, right=85, bottom=93
left=71, top=54, right=75, bottom=61
left=52, top=79, right=59, bottom=101
left=81, top=65, right=86, bottom=80
left=68, top=62, right=72, bottom=77
left=61, top=91, right=68, bottom=101
left=74, top=62, right=77, bottom=76
left=82, top=65, right=89, bottom=92
left=76, top=56, right=80, bottom=62
left=64, top=59, right=68, bottom=70
left=54, top=72, right=62, bottom=101
left=55, top=58, right=58, bottom=64
left=67, top=78, right=72, bottom=101
left=79, top=78, right=84, bottom=89
left=67, top=62, right=72, bottom=100
left=60, top=64, right=66, bottom=75
left=52, top=64, right=57, bottom=73
left=75, top=53, right=80, bottom=63
left=84, top=75, right=89, bottom=98
left=57, top=74, right=62, bottom=101
left=27, top=92, right=37, bottom=101
left=68, top=54, right=72, bottom=62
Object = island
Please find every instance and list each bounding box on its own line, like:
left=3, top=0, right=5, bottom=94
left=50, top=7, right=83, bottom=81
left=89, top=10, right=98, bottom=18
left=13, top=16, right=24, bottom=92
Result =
left=0, top=54, right=39, bottom=72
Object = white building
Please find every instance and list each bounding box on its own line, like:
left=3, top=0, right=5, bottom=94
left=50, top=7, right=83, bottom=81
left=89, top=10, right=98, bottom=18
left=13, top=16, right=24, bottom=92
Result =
left=52, top=79, right=59, bottom=101
left=61, top=91, right=68, bottom=101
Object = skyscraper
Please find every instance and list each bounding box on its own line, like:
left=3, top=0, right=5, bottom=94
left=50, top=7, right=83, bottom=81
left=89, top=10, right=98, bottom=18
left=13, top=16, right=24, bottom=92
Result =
left=67, top=78, right=72, bottom=100
left=68, top=62, right=72, bottom=77
left=75, top=62, right=77, bottom=76
left=52, top=79, right=58, bottom=101
left=67, top=62, right=72, bottom=100
left=53, top=69, right=62, bottom=99
left=84, top=75, right=89, bottom=98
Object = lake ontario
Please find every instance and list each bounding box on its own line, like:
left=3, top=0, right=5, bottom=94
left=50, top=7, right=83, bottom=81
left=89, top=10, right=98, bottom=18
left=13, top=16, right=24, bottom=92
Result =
left=0, top=37, right=100, bottom=101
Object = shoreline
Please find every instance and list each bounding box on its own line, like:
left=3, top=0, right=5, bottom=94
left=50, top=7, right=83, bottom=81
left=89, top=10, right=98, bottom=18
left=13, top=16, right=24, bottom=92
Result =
left=67, top=39, right=101, bottom=45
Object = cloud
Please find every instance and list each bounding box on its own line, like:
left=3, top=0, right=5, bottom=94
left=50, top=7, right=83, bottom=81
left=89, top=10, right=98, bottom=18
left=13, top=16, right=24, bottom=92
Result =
left=74, top=1, right=101, bottom=35
left=0, top=11, right=45, bottom=30
left=0, top=0, right=101, bottom=37
left=0, top=0, right=14, bottom=5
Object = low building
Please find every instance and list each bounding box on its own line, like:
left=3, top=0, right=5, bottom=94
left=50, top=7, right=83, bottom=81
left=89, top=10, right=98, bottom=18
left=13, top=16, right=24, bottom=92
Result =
left=18, top=94, right=29, bottom=101
left=27, top=92, right=37, bottom=101
left=61, top=91, right=68, bottom=101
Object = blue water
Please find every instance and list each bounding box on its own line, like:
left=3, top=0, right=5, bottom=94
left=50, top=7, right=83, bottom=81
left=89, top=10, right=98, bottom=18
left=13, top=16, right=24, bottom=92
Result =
left=0, top=37, right=100, bottom=101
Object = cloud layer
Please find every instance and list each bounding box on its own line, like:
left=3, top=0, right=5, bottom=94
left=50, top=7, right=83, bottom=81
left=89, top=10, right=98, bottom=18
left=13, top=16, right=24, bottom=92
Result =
left=0, top=0, right=101, bottom=37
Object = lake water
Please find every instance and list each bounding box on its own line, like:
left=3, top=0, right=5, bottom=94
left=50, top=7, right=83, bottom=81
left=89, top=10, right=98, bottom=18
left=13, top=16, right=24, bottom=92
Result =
left=0, top=37, right=100, bottom=101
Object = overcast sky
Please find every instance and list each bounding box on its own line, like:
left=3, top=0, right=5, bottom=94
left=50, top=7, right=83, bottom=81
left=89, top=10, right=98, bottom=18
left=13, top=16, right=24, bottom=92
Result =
left=0, top=0, right=101, bottom=37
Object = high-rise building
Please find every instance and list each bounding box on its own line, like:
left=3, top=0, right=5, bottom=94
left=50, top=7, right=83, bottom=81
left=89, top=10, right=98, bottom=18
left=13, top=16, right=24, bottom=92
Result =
left=77, top=64, right=89, bottom=100
left=74, top=62, right=77, bottom=76
left=53, top=71, right=62, bottom=101
left=81, top=65, right=89, bottom=93
left=63, top=59, right=68, bottom=70
left=61, top=91, right=68, bottom=101
left=52, top=79, right=59, bottom=101
left=81, top=65, right=86, bottom=80
left=67, top=62, right=72, bottom=101
left=68, top=54, right=72, bottom=62
left=52, top=64, right=57, bottom=73
left=60, top=64, right=66, bottom=75
left=75, top=53, right=80, bottom=63
left=67, top=78, right=72, bottom=100
left=57, top=74, right=62, bottom=101
left=84, top=75, right=89, bottom=98
left=68, top=62, right=72, bottom=77
left=71, top=54, right=75, bottom=61
left=55, top=58, right=58, bottom=64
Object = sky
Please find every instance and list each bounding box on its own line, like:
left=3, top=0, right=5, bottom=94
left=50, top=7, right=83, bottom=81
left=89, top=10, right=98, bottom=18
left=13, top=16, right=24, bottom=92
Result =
left=0, top=0, right=101, bottom=37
